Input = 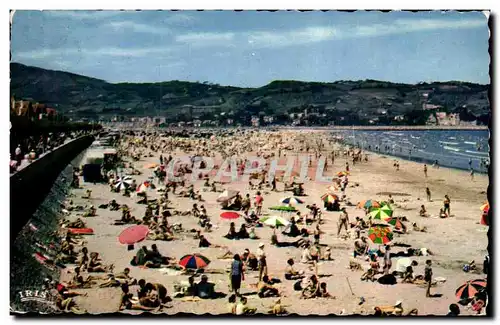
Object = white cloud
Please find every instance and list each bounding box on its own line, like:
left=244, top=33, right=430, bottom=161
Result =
left=43, top=10, right=128, bottom=20
left=104, top=21, right=171, bottom=35
left=14, top=46, right=174, bottom=60
left=163, top=13, right=196, bottom=25
left=245, top=18, right=487, bottom=49
left=175, top=32, right=235, bottom=47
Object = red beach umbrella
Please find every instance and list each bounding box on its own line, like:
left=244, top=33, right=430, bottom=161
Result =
left=179, top=254, right=211, bottom=269
left=118, top=225, right=149, bottom=245
left=456, top=279, right=487, bottom=301
left=220, top=211, right=241, bottom=220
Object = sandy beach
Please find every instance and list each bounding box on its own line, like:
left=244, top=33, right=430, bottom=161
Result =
left=58, top=129, right=489, bottom=315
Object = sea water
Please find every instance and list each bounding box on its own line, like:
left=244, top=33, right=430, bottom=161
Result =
left=331, top=129, right=490, bottom=173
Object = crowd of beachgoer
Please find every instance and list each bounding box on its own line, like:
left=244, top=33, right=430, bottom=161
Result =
left=10, top=130, right=94, bottom=173
left=30, top=128, right=488, bottom=316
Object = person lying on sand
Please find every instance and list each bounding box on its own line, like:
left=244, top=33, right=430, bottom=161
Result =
left=82, top=205, right=97, bottom=217
left=56, top=296, right=87, bottom=314
left=147, top=227, right=175, bottom=241
left=272, top=233, right=307, bottom=248
left=87, top=252, right=114, bottom=273
left=66, top=218, right=86, bottom=229
left=412, top=223, right=428, bottom=232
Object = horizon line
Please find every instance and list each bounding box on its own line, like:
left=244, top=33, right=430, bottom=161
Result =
left=10, top=61, right=491, bottom=88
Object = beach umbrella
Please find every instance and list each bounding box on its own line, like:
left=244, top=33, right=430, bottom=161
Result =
left=368, top=225, right=393, bottom=244
left=269, top=205, right=297, bottom=212
left=115, top=177, right=133, bottom=191
left=385, top=217, right=404, bottom=230
left=220, top=211, right=241, bottom=220
left=357, top=199, right=381, bottom=209
left=337, top=171, right=349, bottom=177
left=280, top=197, right=305, bottom=205
left=369, top=205, right=393, bottom=220
left=118, top=225, right=149, bottom=245
left=260, top=215, right=290, bottom=228
left=321, top=193, right=339, bottom=203
left=216, top=189, right=239, bottom=203
left=179, top=254, right=211, bottom=269
left=456, top=279, right=487, bottom=301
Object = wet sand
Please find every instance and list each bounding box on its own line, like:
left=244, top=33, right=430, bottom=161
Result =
left=61, top=130, right=488, bottom=315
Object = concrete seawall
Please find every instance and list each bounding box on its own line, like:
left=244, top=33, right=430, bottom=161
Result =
left=10, top=135, right=95, bottom=240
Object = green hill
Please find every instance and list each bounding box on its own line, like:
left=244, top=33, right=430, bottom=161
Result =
left=10, top=62, right=490, bottom=125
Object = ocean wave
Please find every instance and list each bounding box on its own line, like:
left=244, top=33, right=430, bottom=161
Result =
left=443, top=146, right=460, bottom=152
left=465, top=150, right=489, bottom=156
left=439, top=141, right=459, bottom=145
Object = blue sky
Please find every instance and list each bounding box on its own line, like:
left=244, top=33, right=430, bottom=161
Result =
left=11, top=10, right=490, bottom=87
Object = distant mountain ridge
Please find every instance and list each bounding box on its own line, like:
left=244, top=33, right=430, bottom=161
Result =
left=10, top=62, right=490, bottom=125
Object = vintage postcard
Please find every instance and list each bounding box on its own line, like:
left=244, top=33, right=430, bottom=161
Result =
left=10, top=10, right=490, bottom=316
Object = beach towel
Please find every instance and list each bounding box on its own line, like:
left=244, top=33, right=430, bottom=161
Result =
left=67, top=228, right=94, bottom=235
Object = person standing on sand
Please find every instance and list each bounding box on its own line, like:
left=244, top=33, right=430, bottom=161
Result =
left=470, top=169, right=475, bottom=181
left=443, top=195, right=451, bottom=216
left=337, top=208, right=349, bottom=237
left=424, top=260, right=433, bottom=297
left=257, top=243, right=267, bottom=281
left=423, top=164, right=428, bottom=178
left=230, top=254, right=244, bottom=296
left=426, top=187, right=432, bottom=202
left=255, top=191, right=263, bottom=216
left=345, top=162, right=349, bottom=172
left=383, top=245, right=392, bottom=275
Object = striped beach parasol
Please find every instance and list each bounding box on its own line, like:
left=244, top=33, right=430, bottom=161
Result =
left=369, top=205, right=393, bottom=220
left=321, top=193, right=339, bottom=203
left=260, top=215, right=290, bottom=228
left=456, top=279, right=487, bottom=301
left=385, top=217, right=404, bottom=230
left=368, top=224, right=393, bottom=244
left=357, top=199, right=381, bottom=209
left=179, top=254, right=211, bottom=269
left=280, top=197, right=305, bottom=205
